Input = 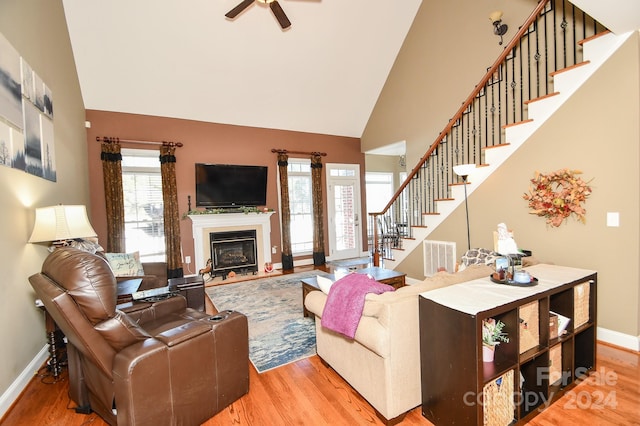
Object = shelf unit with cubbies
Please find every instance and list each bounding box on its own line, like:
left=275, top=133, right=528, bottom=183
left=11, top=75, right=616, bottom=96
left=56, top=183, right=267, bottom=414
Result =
left=419, top=264, right=597, bottom=425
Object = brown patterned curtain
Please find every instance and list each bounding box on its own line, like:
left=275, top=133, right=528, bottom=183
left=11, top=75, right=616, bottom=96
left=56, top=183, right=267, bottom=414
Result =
left=278, top=153, right=294, bottom=271
left=311, top=154, right=325, bottom=266
left=100, top=142, right=125, bottom=252
left=160, top=145, right=183, bottom=278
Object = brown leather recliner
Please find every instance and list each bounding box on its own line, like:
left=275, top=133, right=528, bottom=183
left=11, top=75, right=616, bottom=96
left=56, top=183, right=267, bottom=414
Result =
left=29, top=248, right=249, bottom=425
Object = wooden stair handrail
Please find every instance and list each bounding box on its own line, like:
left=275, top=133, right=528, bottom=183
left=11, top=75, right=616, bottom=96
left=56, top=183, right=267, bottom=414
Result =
left=370, top=0, right=552, bottom=219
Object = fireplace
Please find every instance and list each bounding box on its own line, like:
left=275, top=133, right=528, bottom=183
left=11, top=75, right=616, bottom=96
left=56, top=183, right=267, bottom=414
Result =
left=188, top=211, right=275, bottom=275
left=210, top=230, right=258, bottom=279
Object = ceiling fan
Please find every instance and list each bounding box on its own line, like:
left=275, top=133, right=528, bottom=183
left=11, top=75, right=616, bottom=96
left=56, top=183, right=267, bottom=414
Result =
left=225, top=0, right=291, bottom=29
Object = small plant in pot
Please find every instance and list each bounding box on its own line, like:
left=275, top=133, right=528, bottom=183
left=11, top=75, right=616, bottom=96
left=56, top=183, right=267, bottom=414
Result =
left=482, top=318, right=509, bottom=362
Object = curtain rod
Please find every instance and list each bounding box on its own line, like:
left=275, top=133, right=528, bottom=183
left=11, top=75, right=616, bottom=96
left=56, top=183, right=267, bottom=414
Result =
left=96, top=136, right=183, bottom=148
left=271, top=149, right=326, bottom=157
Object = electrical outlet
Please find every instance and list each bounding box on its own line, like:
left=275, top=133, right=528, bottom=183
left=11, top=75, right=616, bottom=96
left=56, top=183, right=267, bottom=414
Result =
left=272, top=246, right=277, bottom=254
left=185, top=256, right=191, bottom=264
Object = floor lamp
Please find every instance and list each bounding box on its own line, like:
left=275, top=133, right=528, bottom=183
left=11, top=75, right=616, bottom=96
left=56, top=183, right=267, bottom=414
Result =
left=453, top=164, right=476, bottom=251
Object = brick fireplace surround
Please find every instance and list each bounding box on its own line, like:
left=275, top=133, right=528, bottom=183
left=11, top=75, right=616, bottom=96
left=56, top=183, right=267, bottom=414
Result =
left=188, top=212, right=275, bottom=274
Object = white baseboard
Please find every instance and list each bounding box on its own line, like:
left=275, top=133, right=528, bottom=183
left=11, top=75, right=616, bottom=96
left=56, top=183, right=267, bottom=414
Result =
left=405, top=276, right=423, bottom=285
left=597, top=327, right=640, bottom=352
left=0, top=345, right=49, bottom=419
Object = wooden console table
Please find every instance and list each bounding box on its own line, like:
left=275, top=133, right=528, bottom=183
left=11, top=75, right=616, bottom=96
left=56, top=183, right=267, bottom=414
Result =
left=301, top=267, right=406, bottom=317
left=419, top=264, right=597, bottom=425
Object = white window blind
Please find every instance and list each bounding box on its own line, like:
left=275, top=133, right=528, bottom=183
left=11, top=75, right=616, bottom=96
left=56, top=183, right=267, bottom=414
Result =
left=121, top=149, right=165, bottom=262
left=287, top=158, right=313, bottom=254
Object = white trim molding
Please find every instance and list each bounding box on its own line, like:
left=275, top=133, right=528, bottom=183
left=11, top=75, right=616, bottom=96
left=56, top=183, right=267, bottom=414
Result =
left=189, top=212, right=275, bottom=273
left=597, top=327, right=640, bottom=352
left=0, top=345, right=48, bottom=419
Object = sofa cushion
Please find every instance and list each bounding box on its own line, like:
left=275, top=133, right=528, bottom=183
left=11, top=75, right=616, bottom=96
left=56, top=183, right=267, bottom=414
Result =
left=316, top=275, right=334, bottom=294
left=365, top=264, right=494, bottom=304
left=306, top=264, right=496, bottom=334
left=461, top=248, right=501, bottom=267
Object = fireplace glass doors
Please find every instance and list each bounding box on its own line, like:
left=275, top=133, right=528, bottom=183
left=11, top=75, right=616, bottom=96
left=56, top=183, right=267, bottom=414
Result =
left=210, top=230, right=258, bottom=279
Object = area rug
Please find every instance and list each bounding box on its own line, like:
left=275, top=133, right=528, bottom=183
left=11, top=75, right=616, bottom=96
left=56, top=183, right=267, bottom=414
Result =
left=206, top=270, right=331, bottom=373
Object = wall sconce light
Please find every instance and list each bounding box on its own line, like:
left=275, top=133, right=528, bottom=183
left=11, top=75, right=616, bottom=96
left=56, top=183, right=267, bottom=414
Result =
left=489, top=10, right=508, bottom=45
left=29, top=204, right=97, bottom=248
left=453, top=164, right=476, bottom=251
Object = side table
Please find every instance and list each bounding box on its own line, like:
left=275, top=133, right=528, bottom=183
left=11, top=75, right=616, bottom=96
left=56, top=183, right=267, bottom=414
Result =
left=301, top=267, right=406, bottom=317
left=36, top=300, right=65, bottom=379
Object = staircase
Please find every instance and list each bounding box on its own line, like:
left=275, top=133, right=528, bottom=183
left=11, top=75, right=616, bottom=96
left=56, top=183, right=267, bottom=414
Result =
left=372, top=1, right=631, bottom=270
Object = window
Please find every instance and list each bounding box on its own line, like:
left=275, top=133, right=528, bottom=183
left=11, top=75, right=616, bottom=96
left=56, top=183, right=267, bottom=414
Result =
left=121, top=149, right=165, bottom=262
left=365, top=172, right=394, bottom=215
left=365, top=172, right=394, bottom=237
left=286, top=158, right=313, bottom=254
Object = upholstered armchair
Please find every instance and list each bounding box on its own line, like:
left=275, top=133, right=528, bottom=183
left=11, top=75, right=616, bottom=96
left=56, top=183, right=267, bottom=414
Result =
left=29, top=248, right=249, bottom=425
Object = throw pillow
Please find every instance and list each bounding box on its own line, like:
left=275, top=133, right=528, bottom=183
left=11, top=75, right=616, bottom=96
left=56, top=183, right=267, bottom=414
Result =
left=461, top=248, right=500, bottom=267
left=104, top=252, right=145, bottom=277
left=316, top=275, right=334, bottom=294
left=69, top=238, right=104, bottom=254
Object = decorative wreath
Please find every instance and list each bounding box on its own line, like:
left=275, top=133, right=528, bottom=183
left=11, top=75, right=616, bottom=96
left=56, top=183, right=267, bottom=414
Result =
left=522, top=169, right=592, bottom=227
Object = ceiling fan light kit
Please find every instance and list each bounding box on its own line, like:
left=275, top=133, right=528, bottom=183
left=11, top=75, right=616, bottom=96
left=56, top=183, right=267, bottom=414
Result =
left=225, top=0, right=292, bottom=29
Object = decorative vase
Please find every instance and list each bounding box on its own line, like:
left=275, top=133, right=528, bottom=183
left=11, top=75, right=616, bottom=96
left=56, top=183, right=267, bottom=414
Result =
left=482, top=345, right=495, bottom=362
left=264, top=262, right=274, bottom=273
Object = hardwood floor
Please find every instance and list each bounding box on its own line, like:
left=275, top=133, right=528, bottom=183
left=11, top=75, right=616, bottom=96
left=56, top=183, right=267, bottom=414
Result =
left=3, top=265, right=638, bottom=425
left=2, top=343, right=638, bottom=425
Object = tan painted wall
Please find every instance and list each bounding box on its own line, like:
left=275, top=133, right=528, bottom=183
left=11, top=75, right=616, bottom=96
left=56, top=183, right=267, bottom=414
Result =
left=396, top=34, right=640, bottom=337
left=84, top=111, right=365, bottom=268
left=362, top=0, right=536, bottom=167
left=0, top=0, right=89, bottom=400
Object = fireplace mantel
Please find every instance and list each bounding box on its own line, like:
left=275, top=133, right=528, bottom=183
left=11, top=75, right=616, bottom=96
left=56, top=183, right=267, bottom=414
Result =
left=189, top=212, right=275, bottom=272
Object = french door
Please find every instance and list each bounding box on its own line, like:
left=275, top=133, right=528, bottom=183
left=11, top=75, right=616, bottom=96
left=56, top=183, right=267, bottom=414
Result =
left=326, top=163, right=362, bottom=260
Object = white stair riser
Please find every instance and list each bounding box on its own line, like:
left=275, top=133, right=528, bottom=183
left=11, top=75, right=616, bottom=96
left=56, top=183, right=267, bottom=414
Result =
left=383, top=32, right=628, bottom=272
left=582, top=32, right=617, bottom=61
left=526, top=95, right=563, bottom=121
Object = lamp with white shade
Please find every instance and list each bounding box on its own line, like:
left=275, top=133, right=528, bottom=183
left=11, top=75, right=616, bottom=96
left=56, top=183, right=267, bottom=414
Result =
left=29, top=205, right=98, bottom=249
left=453, top=164, right=476, bottom=251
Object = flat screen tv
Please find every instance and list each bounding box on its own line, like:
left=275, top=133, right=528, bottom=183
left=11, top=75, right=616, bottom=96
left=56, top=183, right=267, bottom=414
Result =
left=195, top=163, right=268, bottom=208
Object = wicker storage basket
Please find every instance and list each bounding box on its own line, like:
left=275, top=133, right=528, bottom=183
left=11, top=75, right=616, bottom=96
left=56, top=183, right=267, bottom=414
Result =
left=574, top=282, right=590, bottom=328
left=549, top=344, right=562, bottom=385
left=519, top=301, right=539, bottom=353
left=482, top=369, right=515, bottom=426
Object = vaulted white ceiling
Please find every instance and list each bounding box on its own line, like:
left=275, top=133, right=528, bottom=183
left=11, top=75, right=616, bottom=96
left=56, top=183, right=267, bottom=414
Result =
left=62, top=0, right=422, bottom=138
left=61, top=1, right=639, bottom=141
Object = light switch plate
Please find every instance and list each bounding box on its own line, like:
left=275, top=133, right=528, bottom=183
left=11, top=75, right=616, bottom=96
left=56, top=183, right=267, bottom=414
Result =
left=606, top=212, right=620, bottom=227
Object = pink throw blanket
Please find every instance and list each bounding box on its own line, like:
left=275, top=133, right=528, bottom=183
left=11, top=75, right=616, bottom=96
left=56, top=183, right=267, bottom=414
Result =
left=321, top=273, right=394, bottom=339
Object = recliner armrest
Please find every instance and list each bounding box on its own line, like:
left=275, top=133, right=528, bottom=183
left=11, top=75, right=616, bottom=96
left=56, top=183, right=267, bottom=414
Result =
left=120, top=295, right=188, bottom=325
left=154, top=321, right=212, bottom=347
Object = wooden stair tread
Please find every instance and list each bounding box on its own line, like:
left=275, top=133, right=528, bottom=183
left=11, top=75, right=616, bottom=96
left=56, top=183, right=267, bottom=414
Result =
left=482, top=143, right=510, bottom=151
left=578, top=30, right=611, bottom=46
left=502, top=119, right=533, bottom=129
left=550, top=60, right=591, bottom=77
left=525, top=92, right=560, bottom=105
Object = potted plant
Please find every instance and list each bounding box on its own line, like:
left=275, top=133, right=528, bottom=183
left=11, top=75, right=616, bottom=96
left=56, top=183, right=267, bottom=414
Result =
left=482, top=318, right=509, bottom=362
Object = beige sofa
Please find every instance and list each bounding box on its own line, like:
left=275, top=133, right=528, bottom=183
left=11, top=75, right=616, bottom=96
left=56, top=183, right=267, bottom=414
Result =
left=304, top=264, right=494, bottom=425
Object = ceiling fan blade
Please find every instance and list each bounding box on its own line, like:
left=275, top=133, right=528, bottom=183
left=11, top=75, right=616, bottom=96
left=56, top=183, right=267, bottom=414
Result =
left=225, top=0, right=255, bottom=19
left=270, top=1, right=291, bottom=29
